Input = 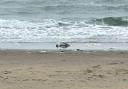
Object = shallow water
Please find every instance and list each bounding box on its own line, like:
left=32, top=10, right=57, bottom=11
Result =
left=0, top=42, right=128, bottom=51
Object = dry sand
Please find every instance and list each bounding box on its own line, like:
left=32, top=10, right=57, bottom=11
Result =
left=0, top=50, right=128, bottom=89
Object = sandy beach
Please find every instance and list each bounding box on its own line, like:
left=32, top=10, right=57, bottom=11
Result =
left=0, top=50, right=128, bottom=89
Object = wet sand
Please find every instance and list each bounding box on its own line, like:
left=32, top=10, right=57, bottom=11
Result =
left=0, top=50, right=128, bottom=89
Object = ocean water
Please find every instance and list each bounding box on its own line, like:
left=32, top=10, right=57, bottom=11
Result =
left=0, top=0, right=128, bottom=49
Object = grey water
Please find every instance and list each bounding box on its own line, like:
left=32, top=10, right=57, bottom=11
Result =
left=0, top=0, right=128, bottom=21
left=0, top=0, right=128, bottom=50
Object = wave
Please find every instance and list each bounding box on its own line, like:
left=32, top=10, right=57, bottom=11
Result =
left=0, top=19, right=128, bottom=43
left=95, top=17, right=128, bottom=26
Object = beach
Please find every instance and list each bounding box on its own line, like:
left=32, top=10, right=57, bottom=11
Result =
left=0, top=0, right=128, bottom=89
left=0, top=50, right=128, bottom=89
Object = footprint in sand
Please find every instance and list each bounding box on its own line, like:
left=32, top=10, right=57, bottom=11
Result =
left=92, top=65, right=101, bottom=69
left=108, top=61, right=124, bottom=65
left=2, top=71, right=12, bottom=74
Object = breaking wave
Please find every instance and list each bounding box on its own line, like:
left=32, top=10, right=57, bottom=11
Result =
left=95, top=17, right=128, bottom=26
left=0, top=18, right=128, bottom=43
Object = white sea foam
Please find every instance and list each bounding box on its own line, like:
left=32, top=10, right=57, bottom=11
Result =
left=0, top=19, right=128, bottom=43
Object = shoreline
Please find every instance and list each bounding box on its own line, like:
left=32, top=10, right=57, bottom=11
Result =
left=0, top=49, right=128, bottom=53
left=1, top=42, right=128, bottom=51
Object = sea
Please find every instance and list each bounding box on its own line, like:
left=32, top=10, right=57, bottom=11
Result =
left=0, top=0, right=128, bottom=50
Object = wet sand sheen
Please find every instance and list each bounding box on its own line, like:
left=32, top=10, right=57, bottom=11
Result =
left=0, top=50, right=128, bottom=89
